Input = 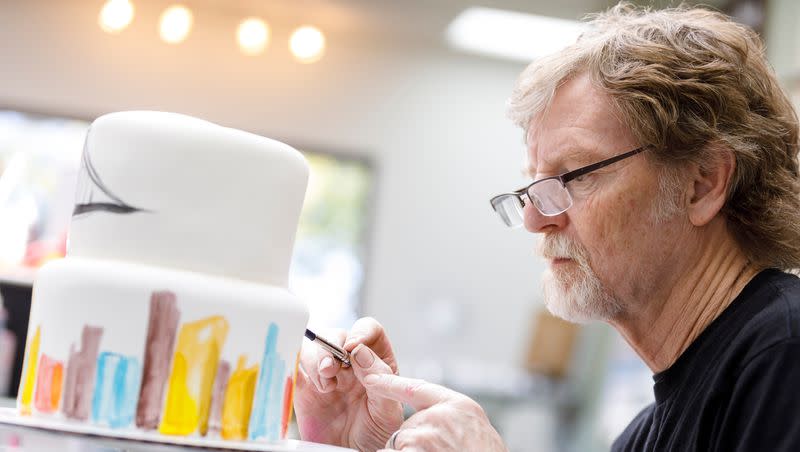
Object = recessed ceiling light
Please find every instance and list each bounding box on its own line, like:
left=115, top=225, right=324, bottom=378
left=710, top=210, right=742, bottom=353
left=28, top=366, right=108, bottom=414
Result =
left=445, top=7, right=586, bottom=63
left=290, top=26, right=326, bottom=63
left=159, top=5, right=193, bottom=44
left=237, top=18, right=270, bottom=55
left=99, top=0, right=134, bottom=34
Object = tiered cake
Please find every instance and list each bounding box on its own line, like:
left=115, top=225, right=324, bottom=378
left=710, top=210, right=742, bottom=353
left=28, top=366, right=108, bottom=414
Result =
left=16, top=111, right=310, bottom=442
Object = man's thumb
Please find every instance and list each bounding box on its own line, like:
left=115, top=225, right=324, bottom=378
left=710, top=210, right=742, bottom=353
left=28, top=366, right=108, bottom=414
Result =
left=351, top=344, right=393, bottom=377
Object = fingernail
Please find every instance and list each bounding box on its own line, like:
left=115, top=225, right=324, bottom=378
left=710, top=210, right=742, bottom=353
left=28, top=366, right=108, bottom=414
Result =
left=344, top=336, right=362, bottom=349
left=319, top=356, right=333, bottom=372
left=353, top=344, right=375, bottom=368
left=363, top=374, right=379, bottom=385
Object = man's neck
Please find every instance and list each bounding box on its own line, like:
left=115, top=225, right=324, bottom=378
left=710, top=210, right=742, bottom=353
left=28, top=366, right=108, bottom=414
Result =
left=610, top=223, right=759, bottom=373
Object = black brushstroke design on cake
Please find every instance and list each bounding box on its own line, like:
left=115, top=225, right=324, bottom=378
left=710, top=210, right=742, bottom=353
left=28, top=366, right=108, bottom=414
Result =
left=73, top=129, right=149, bottom=216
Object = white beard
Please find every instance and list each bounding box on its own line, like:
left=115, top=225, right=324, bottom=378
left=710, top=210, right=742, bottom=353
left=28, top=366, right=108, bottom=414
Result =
left=539, top=234, right=622, bottom=323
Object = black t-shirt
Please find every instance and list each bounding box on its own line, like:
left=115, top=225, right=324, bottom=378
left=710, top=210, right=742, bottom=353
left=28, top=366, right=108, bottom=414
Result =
left=612, top=269, right=800, bottom=451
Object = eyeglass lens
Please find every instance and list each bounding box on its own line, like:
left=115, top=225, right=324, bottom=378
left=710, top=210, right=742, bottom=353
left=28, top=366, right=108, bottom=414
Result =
left=528, top=178, right=572, bottom=216
left=491, top=178, right=575, bottom=227
left=493, top=195, right=524, bottom=227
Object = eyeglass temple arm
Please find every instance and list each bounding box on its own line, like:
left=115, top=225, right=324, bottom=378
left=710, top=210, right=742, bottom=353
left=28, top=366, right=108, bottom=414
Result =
left=560, top=146, right=646, bottom=183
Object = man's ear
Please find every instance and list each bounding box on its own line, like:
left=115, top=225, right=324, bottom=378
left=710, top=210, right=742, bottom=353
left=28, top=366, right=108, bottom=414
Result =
left=686, top=147, right=736, bottom=227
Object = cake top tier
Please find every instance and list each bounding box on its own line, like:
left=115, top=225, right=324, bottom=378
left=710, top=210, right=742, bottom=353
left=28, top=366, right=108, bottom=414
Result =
left=68, top=111, right=309, bottom=287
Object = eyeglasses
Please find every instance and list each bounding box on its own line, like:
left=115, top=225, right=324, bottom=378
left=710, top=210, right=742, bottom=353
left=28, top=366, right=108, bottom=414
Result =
left=490, top=146, right=647, bottom=228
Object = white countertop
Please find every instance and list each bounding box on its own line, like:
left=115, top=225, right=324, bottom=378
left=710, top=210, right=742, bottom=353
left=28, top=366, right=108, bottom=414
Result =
left=0, top=407, right=355, bottom=451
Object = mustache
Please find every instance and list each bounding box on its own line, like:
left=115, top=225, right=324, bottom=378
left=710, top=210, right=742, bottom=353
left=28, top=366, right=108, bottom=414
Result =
left=538, top=234, right=590, bottom=265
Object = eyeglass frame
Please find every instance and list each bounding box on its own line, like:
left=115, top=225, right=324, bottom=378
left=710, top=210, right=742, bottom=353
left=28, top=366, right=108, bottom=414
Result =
left=490, top=146, right=647, bottom=218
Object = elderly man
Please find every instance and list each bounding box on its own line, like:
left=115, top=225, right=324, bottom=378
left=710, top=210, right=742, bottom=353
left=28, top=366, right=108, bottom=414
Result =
left=294, top=3, right=800, bottom=451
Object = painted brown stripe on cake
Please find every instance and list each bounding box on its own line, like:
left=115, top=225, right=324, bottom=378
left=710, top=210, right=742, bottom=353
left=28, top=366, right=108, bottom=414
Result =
left=62, top=325, right=104, bottom=421
left=207, top=360, right=231, bottom=436
left=136, top=291, right=180, bottom=429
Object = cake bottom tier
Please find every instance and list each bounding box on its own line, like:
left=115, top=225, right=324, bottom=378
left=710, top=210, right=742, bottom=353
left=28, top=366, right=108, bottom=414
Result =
left=16, top=257, right=309, bottom=442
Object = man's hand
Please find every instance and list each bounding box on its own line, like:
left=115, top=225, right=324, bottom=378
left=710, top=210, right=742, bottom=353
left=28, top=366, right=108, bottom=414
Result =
left=365, top=374, right=508, bottom=452
left=294, top=317, right=404, bottom=452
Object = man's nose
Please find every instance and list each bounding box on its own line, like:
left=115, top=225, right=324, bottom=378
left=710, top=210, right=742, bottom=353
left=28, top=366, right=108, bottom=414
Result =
left=523, top=197, right=568, bottom=233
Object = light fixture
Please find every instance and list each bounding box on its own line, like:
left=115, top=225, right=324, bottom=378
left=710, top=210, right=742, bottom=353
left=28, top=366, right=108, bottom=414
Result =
left=99, top=0, right=134, bottom=34
left=445, top=7, right=586, bottom=63
left=159, top=5, right=193, bottom=44
left=237, top=17, right=270, bottom=55
left=289, top=26, right=326, bottom=63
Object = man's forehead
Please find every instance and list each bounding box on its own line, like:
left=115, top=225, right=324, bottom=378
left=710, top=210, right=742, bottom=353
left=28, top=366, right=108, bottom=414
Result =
left=526, top=120, right=608, bottom=161
left=525, top=142, right=604, bottom=177
left=526, top=73, right=620, bottom=137
left=524, top=76, right=634, bottom=175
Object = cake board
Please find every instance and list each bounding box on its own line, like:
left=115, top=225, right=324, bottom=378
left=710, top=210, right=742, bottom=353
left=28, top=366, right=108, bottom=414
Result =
left=0, top=408, right=354, bottom=452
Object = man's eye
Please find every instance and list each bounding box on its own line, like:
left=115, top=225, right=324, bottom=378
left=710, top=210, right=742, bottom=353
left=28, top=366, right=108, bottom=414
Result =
left=573, top=174, right=589, bottom=182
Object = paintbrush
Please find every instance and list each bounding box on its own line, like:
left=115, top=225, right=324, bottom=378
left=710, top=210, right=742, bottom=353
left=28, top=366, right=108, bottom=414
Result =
left=304, top=328, right=352, bottom=367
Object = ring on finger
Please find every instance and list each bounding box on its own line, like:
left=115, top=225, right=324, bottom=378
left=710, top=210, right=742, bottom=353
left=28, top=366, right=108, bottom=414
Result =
left=387, top=430, right=401, bottom=449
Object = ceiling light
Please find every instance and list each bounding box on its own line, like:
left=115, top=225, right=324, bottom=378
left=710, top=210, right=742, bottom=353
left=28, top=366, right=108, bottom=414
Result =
left=445, top=7, right=586, bottom=63
left=237, top=18, right=270, bottom=55
left=99, top=0, right=134, bottom=34
left=159, top=5, right=193, bottom=44
left=289, top=26, right=326, bottom=63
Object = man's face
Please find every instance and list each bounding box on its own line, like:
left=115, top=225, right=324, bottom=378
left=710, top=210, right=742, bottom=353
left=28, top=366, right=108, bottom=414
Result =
left=525, top=73, right=686, bottom=323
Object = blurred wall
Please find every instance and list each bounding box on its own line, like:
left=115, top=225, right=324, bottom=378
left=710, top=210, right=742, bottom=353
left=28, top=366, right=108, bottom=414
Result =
left=0, top=0, right=548, bottom=372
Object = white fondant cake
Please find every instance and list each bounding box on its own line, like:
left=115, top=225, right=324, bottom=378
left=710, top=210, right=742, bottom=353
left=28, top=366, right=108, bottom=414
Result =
left=16, top=111, right=310, bottom=442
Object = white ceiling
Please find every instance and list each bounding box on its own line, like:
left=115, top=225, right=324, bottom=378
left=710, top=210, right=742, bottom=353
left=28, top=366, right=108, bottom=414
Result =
left=166, top=0, right=728, bottom=54
left=191, top=0, right=725, bottom=48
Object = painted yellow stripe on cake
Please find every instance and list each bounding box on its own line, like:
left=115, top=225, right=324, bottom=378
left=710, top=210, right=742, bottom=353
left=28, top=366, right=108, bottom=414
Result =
left=19, top=326, right=41, bottom=415
left=158, top=353, right=198, bottom=435
left=159, top=316, right=229, bottom=436
left=221, top=355, right=258, bottom=440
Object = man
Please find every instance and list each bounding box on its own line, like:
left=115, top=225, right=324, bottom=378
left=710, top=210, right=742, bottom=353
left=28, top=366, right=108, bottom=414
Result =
left=294, top=3, right=800, bottom=451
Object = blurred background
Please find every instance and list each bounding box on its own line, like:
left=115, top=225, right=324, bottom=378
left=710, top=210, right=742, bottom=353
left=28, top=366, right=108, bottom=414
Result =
left=0, top=0, right=797, bottom=451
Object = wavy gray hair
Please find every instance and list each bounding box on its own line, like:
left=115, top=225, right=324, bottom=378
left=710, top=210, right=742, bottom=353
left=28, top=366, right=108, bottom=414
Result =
left=508, top=2, right=800, bottom=270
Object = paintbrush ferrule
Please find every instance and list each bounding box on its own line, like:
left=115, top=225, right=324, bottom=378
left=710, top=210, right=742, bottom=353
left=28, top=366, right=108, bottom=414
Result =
left=305, top=328, right=352, bottom=367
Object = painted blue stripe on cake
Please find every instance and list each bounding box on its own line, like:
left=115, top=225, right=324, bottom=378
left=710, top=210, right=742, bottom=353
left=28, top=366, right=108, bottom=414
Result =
left=113, top=355, right=141, bottom=428
left=248, top=323, right=286, bottom=440
left=91, top=352, right=142, bottom=428
left=92, top=352, right=119, bottom=424
left=265, top=358, right=286, bottom=439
